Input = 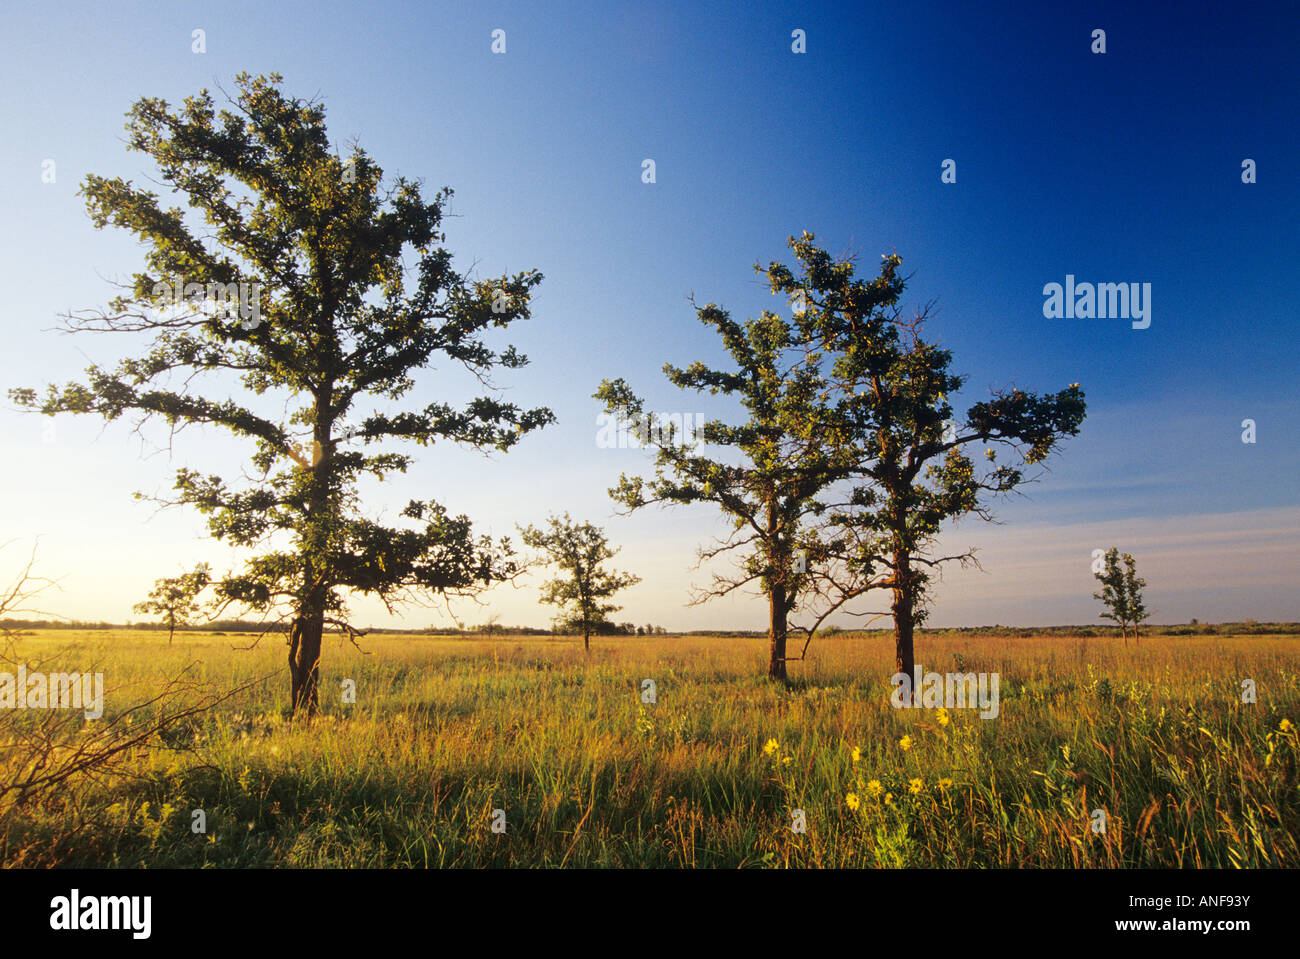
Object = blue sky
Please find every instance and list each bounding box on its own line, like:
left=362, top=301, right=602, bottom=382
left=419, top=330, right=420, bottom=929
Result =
left=1, top=0, right=1296, bottom=629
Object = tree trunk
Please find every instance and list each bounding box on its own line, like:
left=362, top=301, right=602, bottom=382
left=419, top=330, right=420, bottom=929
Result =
left=289, top=612, right=323, bottom=717
left=583, top=629, right=590, bottom=653
left=893, top=605, right=915, bottom=678
left=768, top=585, right=788, bottom=683
left=892, top=552, right=915, bottom=678
left=290, top=394, right=332, bottom=718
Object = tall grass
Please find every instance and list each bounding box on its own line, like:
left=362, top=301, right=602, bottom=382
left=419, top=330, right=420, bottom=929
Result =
left=1, top=630, right=1295, bottom=867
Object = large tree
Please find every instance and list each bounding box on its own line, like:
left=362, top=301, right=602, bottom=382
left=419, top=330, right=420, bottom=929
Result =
left=595, top=242, right=906, bottom=681
left=763, top=234, right=1087, bottom=678
left=10, top=73, right=552, bottom=714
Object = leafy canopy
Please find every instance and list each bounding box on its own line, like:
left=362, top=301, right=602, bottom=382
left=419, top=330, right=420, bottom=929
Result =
left=10, top=72, right=553, bottom=630
left=1094, top=547, right=1149, bottom=637
left=520, top=514, right=640, bottom=637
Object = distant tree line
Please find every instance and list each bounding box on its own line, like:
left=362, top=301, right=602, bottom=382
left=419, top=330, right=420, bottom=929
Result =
left=4, top=618, right=1297, bottom=638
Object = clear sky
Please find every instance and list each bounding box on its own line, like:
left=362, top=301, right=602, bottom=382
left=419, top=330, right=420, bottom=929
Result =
left=1, top=0, right=1296, bottom=630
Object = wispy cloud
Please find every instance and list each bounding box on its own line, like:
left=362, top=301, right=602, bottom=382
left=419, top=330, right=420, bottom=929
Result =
left=920, top=506, right=1300, bottom=625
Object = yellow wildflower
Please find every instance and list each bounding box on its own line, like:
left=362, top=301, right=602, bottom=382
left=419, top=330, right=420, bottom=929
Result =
left=937, top=708, right=950, bottom=727
left=763, top=738, right=778, bottom=756
left=1281, top=718, right=1295, bottom=734
left=866, top=779, right=883, bottom=798
left=851, top=746, right=861, bottom=763
left=908, top=778, right=923, bottom=795
left=884, top=792, right=894, bottom=805
left=938, top=777, right=954, bottom=790
left=899, top=735, right=913, bottom=751
left=845, top=793, right=860, bottom=811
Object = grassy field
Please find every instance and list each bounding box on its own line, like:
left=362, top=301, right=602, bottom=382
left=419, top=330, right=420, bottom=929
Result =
left=1, top=628, right=1297, bottom=867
